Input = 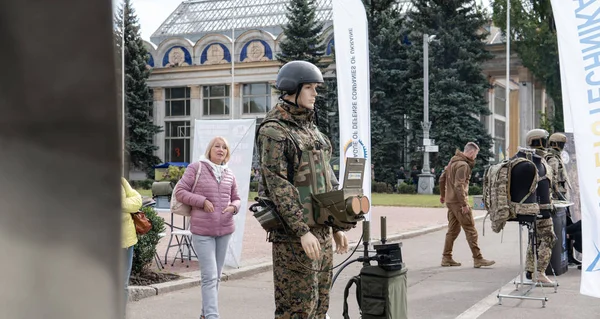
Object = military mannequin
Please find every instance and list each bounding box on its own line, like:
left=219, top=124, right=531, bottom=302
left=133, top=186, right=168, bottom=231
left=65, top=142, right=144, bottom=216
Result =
left=546, top=133, right=570, bottom=199
left=519, top=129, right=557, bottom=284
left=546, top=132, right=580, bottom=265
left=256, top=60, right=349, bottom=318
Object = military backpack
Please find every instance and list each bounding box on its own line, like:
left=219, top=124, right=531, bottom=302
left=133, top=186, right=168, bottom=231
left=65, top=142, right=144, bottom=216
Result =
left=482, top=157, right=539, bottom=233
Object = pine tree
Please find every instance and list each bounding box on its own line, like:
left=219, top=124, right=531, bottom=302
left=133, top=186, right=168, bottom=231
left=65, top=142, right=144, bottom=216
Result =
left=405, top=0, right=493, bottom=172
left=115, top=0, right=162, bottom=174
left=363, top=0, right=410, bottom=185
left=277, top=0, right=326, bottom=66
left=277, top=0, right=336, bottom=140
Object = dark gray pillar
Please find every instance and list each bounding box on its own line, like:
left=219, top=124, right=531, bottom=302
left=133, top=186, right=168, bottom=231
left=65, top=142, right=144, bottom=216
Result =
left=0, top=2, right=121, bottom=318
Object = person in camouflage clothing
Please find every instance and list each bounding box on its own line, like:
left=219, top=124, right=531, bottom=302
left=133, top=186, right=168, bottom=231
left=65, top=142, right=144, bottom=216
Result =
left=523, top=129, right=557, bottom=285
left=256, top=60, right=349, bottom=319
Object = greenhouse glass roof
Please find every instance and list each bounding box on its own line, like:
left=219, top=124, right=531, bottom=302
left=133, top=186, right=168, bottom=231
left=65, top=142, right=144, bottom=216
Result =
left=150, top=0, right=413, bottom=45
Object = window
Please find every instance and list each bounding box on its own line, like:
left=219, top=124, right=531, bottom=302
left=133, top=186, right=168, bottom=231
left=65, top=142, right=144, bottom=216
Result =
left=203, top=85, right=230, bottom=115
left=165, top=87, right=191, bottom=117
left=494, top=119, right=506, bottom=161
left=494, top=86, right=506, bottom=117
left=164, top=121, right=191, bottom=162
left=243, top=83, right=271, bottom=114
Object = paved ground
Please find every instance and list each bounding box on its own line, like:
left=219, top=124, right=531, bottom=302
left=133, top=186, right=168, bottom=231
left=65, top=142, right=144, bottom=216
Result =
left=127, top=219, right=599, bottom=319
left=152, top=205, right=486, bottom=275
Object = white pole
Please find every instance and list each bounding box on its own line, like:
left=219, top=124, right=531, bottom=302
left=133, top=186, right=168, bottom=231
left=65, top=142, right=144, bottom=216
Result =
left=230, top=4, right=235, bottom=120
left=122, top=3, right=126, bottom=177
left=505, top=0, right=511, bottom=156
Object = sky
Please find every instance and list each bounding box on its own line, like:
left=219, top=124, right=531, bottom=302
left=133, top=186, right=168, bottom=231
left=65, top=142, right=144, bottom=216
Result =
left=112, top=0, right=182, bottom=41
left=111, top=0, right=495, bottom=42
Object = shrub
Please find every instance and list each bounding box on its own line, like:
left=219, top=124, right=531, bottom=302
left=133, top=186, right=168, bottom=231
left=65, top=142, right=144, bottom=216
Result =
left=161, top=166, right=186, bottom=183
left=398, top=183, right=416, bottom=194
left=469, top=185, right=482, bottom=196
left=372, top=182, right=388, bottom=193
left=249, top=181, right=259, bottom=192
left=132, top=206, right=166, bottom=275
left=433, top=185, right=440, bottom=195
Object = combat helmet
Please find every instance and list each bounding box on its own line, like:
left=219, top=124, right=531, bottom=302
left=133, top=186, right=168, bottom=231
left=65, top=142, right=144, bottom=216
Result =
left=276, top=61, right=324, bottom=95
left=549, top=132, right=567, bottom=151
left=526, top=129, right=549, bottom=149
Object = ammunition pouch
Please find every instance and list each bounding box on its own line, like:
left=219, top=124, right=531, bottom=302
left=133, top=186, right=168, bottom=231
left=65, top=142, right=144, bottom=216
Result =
left=312, top=190, right=369, bottom=231
left=249, top=197, right=285, bottom=232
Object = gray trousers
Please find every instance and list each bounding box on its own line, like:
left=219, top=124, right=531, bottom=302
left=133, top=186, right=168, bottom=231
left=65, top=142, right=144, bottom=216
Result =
left=192, top=233, right=232, bottom=319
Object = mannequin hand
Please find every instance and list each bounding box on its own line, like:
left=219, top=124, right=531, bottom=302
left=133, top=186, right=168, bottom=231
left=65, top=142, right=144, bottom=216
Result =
left=301, top=232, right=321, bottom=260
left=333, top=231, right=349, bottom=254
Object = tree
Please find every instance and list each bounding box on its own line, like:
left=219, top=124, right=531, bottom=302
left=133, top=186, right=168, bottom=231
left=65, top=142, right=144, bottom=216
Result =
left=405, top=0, right=494, bottom=172
left=277, top=0, right=336, bottom=137
left=362, top=0, right=411, bottom=185
left=115, top=0, right=162, bottom=175
left=491, top=0, right=563, bottom=132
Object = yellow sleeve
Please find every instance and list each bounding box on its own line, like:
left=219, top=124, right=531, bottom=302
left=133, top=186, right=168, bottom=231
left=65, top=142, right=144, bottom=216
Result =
left=121, top=177, right=142, bottom=214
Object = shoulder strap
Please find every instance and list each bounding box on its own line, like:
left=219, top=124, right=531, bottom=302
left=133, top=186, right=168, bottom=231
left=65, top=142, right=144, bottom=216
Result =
left=191, top=162, right=202, bottom=192
left=342, top=275, right=361, bottom=319
left=257, top=119, right=302, bottom=184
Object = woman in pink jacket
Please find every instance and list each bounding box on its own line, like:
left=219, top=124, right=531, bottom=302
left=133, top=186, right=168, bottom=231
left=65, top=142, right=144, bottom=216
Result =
left=175, top=136, right=241, bottom=319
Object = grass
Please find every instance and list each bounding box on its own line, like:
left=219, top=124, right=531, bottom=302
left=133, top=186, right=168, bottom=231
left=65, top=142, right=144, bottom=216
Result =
left=249, top=191, right=474, bottom=208
left=138, top=190, right=474, bottom=208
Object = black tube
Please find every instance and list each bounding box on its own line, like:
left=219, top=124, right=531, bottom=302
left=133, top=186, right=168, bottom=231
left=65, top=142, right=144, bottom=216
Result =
left=331, top=258, right=360, bottom=288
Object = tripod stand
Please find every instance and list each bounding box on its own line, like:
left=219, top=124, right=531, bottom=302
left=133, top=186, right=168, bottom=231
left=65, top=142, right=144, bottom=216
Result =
left=497, top=214, right=558, bottom=308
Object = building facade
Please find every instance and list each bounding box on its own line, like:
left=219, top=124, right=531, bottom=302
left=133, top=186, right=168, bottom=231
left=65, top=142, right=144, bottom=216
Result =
left=141, top=0, right=549, bottom=173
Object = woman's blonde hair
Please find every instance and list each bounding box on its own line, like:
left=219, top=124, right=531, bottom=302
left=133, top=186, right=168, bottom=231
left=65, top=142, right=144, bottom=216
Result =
left=204, top=136, right=231, bottom=164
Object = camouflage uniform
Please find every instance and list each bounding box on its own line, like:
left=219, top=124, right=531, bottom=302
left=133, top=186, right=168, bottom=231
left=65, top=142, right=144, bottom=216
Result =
left=257, top=102, right=341, bottom=319
left=545, top=133, right=570, bottom=200
left=523, top=130, right=557, bottom=276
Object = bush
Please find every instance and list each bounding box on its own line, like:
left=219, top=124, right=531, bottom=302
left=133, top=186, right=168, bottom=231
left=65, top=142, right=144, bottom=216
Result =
left=161, top=166, right=186, bottom=183
left=433, top=185, right=440, bottom=195
left=398, top=183, right=416, bottom=194
left=249, top=181, right=259, bottom=192
left=372, top=182, right=388, bottom=193
left=131, top=179, right=154, bottom=190
left=132, top=206, right=166, bottom=275
left=469, top=185, right=482, bottom=195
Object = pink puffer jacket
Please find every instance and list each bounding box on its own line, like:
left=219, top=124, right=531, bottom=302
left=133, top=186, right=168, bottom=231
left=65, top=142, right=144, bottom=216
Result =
left=175, top=161, right=241, bottom=237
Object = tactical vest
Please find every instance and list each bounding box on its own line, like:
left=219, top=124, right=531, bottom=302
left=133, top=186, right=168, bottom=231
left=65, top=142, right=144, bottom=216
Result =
left=482, top=157, right=539, bottom=233
left=260, top=119, right=334, bottom=228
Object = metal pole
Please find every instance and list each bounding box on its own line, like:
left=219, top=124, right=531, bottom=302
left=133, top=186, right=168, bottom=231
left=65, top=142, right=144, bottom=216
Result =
left=422, top=33, right=430, bottom=174
left=122, top=3, right=126, bottom=178
left=505, top=0, right=511, bottom=156
left=230, top=4, right=235, bottom=120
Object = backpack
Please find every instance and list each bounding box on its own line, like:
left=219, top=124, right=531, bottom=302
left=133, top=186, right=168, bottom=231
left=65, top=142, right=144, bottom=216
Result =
left=342, top=265, right=408, bottom=319
left=482, top=157, right=537, bottom=233
left=170, top=162, right=202, bottom=217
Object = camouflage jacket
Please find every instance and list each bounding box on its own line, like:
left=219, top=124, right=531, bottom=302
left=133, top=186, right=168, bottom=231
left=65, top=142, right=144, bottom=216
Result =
left=257, top=101, right=340, bottom=243
left=545, top=149, right=569, bottom=199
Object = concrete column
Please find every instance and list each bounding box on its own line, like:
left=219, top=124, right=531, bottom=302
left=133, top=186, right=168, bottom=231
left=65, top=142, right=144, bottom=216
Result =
left=519, top=81, right=534, bottom=147
left=189, top=85, right=202, bottom=160
left=154, top=88, right=166, bottom=161
left=0, top=1, right=121, bottom=318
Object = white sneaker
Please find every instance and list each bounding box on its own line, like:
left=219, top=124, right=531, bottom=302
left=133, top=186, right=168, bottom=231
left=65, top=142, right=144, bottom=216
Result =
left=326, top=314, right=331, bottom=319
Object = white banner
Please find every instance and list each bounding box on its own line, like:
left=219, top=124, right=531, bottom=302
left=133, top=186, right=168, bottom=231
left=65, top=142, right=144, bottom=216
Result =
left=332, top=0, right=372, bottom=219
left=193, top=119, right=256, bottom=268
left=550, top=0, right=600, bottom=298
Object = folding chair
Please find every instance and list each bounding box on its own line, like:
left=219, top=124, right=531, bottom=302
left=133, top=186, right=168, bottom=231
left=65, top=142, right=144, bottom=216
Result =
left=164, top=214, right=197, bottom=267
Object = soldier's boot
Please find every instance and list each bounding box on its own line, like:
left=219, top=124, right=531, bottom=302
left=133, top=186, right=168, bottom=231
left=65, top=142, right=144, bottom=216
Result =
left=473, top=258, right=495, bottom=268
left=441, top=257, right=461, bottom=267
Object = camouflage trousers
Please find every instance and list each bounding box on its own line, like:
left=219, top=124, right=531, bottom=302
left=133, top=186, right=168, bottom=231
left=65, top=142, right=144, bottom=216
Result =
left=526, top=218, right=557, bottom=273
left=272, top=237, right=333, bottom=319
